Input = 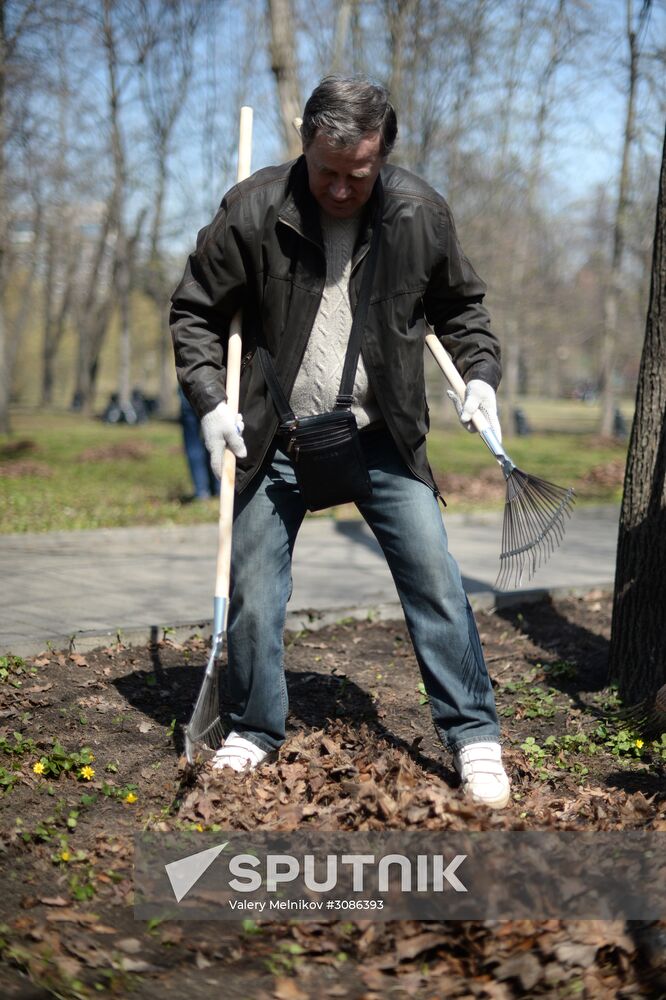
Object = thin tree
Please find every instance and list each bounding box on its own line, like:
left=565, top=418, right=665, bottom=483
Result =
left=267, top=0, right=302, bottom=159
left=72, top=0, right=156, bottom=415
left=137, top=0, right=202, bottom=414
left=0, top=0, right=66, bottom=428
left=0, top=0, right=9, bottom=433
left=598, top=0, right=646, bottom=437
left=41, top=19, right=81, bottom=407
left=609, top=122, right=666, bottom=705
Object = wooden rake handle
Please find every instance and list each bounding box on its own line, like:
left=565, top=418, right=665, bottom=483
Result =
left=424, top=330, right=492, bottom=436
left=425, top=330, right=510, bottom=470
left=215, top=106, right=253, bottom=604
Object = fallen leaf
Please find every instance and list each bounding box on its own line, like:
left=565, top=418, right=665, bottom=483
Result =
left=160, top=926, right=184, bottom=945
left=63, top=939, right=112, bottom=968
left=495, top=952, right=543, bottom=991
left=273, top=978, right=309, bottom=1000
left=116, top=937, right=143, bottom=954
left=38, top=896, right=69, bottom=907
left=395, top=931, right=448, bottom=962
left=117, top=956, right=160, bottom=973
left=54, top=955, right=83, bottom=980
left=46, top=909, right=102, bottom=925
left=554, top=942, right=599, bottom=968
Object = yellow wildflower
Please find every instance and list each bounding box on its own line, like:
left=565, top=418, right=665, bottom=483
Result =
left=33, top=761, right=46, bottom=775
left=80, top=765, right=95, bottom=780
left=61, top=850, right=71, bottom=862
left=195, top=823, right=204, bottom=832
left=124, top=791, right=138, bottom=804
left=635, top=739, right=644, bottom=749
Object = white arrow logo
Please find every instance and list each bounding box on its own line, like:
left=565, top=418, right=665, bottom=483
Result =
left=165, top=842, right=228, bottom=902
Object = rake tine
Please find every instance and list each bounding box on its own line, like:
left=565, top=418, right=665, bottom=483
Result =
left=184, top=598, right=228, bottom=764
left=424, top=332, right=575, bottom=592
left=494, top=474, right=574, bottom=590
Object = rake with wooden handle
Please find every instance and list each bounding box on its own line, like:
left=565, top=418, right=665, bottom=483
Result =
left=184, top=106, right=253, bottom=765
left=425, top=330, right=575, bottom=590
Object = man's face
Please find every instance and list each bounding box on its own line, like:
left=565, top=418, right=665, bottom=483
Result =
left=303, top=130, right=384, bottom=218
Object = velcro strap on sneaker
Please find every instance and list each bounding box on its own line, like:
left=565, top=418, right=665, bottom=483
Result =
left=465, top=758, right=506, bottom=775
left=213, top=734, right=268, bottom=770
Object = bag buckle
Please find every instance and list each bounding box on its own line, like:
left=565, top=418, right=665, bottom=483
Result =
left=281, top=420, right=299, bottom=458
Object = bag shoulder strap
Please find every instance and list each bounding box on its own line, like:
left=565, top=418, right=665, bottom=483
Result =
left=258, top=338, right=294, bottom=426
left=258, top=189, right=383, bottom=425
left=334, top=192, right=383, bottom=409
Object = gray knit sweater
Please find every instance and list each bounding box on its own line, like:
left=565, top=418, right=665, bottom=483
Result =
left=289, top=212, right=383, bottom=429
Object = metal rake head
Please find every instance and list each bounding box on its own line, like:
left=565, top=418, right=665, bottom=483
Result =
left=183, top=644, right=226, bottom=765
left=495, top=469, right=575, bottom=591
left=184, top=714, right=226, bottom=766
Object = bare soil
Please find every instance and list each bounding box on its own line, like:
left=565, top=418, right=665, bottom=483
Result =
left=0, top=590, right=665, bottom=999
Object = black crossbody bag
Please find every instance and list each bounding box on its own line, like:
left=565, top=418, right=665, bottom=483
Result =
left=258, top=201, right=382, bottom=512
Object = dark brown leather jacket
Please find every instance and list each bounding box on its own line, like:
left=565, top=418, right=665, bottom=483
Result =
left=170, top=156, right=501, bottom=496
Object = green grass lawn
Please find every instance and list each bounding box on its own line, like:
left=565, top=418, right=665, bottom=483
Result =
left=426, top=427, right=627, bottom=501
left=0, top=407, right=628, bottom=534
left=0, top=411, right=218, bottom=533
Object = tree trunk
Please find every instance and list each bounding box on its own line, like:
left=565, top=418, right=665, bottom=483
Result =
left=0, top=0, right=9, bottom=433
left=599, top=0, right=638, bottom=437
left=72, top=200, right=115, bottom=413
left=266, top=0, right=302, bottom=159
left=42, top=226, right=78, bottom=406
left=103, top=0, right=132, bottom=412
left=8, top=197, right=42, bottom=382
left=331, top=0, right=353, bottom=73
left=385, top=0, right=418, bottom=121
left=609, top=123, right=666, bottom=705
left=116, top=229, right=132, bottom=410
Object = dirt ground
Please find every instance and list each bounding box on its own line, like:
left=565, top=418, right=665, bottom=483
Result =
left=1, top=590, right=665, bottom=999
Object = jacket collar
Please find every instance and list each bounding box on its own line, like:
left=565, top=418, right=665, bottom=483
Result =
left=277, top=155, right=384, bottom=252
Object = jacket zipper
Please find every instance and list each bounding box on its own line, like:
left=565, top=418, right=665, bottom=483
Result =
left=238, top=218, right=323, bottom=495
left=256, top=216, right=442, bottom=502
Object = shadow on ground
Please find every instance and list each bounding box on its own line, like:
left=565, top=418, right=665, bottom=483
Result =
left=113, top=639, right=459, bottom=789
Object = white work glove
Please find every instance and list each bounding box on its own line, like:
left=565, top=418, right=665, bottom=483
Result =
left=447, top=379, right=502, bottom=443
left=201, top=401, right=247, bottom=477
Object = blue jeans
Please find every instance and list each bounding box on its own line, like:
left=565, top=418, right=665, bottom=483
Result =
left=179, top=388, right=219, bottom=499
left=227, top=428, right=500, bottom=754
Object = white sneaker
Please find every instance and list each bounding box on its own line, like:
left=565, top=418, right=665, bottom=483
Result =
left=212, top=731, right=273, bottom=772
left=453, top=741, right=511, bottom=809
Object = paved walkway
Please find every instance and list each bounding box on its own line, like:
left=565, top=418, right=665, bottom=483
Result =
left=1, top=505, right=619, bottom=656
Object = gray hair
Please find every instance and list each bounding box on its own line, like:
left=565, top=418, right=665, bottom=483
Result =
left=301, top=76, right=397, bottom=157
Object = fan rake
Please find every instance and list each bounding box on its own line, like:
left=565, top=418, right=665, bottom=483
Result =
left=425, top=332, right=575, bottom=590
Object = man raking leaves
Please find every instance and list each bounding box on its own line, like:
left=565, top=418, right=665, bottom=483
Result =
left=171, top=77, right=512, bottom=808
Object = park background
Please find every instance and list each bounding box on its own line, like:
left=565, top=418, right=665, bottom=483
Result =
left=2, top=0, right=665, bottom=533
left=1, top=3, right=666, bottom=998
